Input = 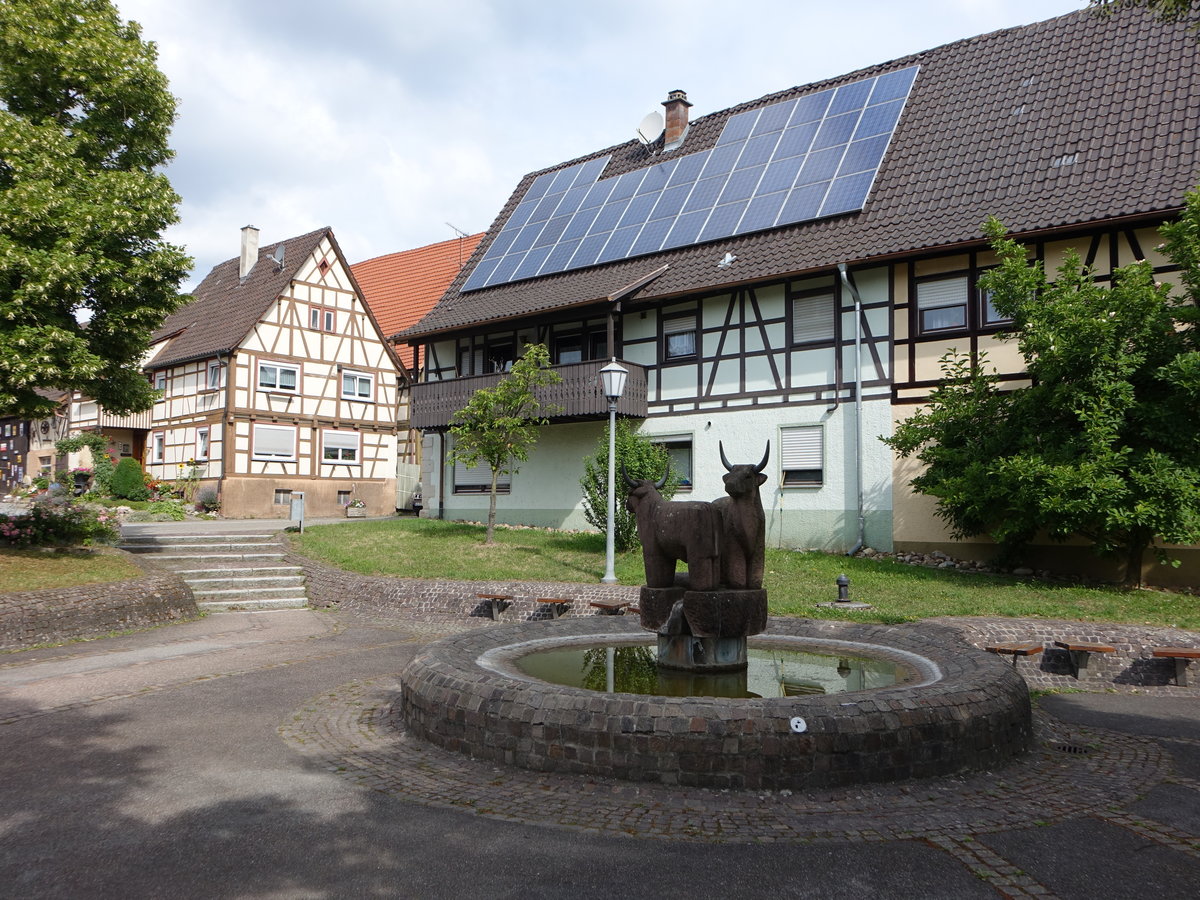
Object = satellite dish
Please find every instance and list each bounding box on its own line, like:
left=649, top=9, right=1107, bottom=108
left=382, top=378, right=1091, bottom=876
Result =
left=269, top=245, right=285, bottom=269
left=636, top=110, right=664, bottom=145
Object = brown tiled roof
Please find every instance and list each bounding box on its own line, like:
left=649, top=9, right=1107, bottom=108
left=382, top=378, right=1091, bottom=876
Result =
left=351, top=233, right=483, bottom=340
left=405, top=9, right=1200, bottom=340
left=148, top=228, right=331, bottom=369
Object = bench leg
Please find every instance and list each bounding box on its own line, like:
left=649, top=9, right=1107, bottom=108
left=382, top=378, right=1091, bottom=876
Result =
left=1173, top=657, right=1190, bottom=687
left=1067, top=649, right=1090, bottom=680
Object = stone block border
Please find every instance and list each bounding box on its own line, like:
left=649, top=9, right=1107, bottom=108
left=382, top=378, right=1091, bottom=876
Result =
left=398, top=616, right=1033, bottom=791
left=935, top=617, right=1200, bottom=695
left=0, top=552, right=199, bottom=651
left=295, top=553, right=638, bottom=621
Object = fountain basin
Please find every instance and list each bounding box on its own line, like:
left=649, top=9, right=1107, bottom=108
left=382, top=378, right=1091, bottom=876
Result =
left=398, top=616, right=1033, bottom=790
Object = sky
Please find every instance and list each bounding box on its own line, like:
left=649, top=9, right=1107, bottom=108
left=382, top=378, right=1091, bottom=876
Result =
left=113, top=0, right=1089, bottom=290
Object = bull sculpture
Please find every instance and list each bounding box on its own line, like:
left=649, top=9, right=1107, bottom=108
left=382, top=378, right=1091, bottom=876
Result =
left=623, top=463, right=722, bottom=592
left=712, top=442, right=770, bottom=590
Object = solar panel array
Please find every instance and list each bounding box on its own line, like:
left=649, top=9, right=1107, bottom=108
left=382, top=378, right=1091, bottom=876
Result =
left=462, top=66, right=919, bottom=292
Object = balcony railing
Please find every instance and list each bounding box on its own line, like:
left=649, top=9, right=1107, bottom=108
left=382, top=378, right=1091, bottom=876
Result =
left=411, top=359, right=647, bottom=431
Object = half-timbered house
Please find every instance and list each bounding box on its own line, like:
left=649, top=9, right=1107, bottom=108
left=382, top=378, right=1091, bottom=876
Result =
left=401, top=9, right=1200, bottom=584
left=144, top=226, right=405, bottom=518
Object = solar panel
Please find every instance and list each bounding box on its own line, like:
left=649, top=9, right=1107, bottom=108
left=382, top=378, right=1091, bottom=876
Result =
left=461, top=65, right=918, bottom=292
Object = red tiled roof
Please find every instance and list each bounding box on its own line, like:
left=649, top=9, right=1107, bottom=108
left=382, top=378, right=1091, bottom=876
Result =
left=352, top=234, right=483, bottom=341
left=404, top=9, right=1200, bottom=340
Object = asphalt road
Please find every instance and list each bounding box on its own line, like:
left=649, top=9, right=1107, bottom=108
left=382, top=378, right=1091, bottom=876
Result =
left=1, top=608, right=1197, bottom=899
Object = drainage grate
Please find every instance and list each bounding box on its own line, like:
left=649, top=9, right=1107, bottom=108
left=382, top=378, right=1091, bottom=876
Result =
left=1052, top=743, right=1094, bottom=755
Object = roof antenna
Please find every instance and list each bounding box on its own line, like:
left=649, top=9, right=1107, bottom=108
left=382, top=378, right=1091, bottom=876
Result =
left=446, top=222, right=470, bottom=268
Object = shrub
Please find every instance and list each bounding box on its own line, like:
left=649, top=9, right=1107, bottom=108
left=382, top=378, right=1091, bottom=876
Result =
left=0, top=497, right=119, bottom=547
left=195, top=489, right=220, bottom=512
left=580, top=420, right=680, bottom=552
left=110, top=457, right=151, bottom=500
left=148, top=499, right=187, bottom=521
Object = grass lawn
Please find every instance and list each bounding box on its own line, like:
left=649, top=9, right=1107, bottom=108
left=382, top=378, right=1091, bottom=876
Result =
left=0, top=548, right=144, bottom=593
left=293, top=518, right=1199, bottom=629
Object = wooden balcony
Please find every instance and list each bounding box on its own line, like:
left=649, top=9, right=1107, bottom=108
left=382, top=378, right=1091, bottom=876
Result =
left=411, top=359, right=647, bottom=431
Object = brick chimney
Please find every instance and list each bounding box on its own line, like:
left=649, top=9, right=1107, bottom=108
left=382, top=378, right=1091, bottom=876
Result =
left=239, top=225, right=259, bottom=279
left=662, top=89, right=693, bottom=150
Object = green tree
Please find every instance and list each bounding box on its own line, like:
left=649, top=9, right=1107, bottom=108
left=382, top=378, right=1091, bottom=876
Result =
left=1090, top=0, right=1200, bottom=28
left=886, top=201, right=1200, bottom=586
left=54, top=430, right=115, bottom=492
left=580, top=418, right=679, bottom=552
left=0, top=0, right=191, bottom=419
left=448, top=343, right=562, bottom=544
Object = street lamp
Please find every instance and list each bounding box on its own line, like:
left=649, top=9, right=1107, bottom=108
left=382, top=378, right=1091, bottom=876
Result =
left=599, top=359, right=628, bottom=584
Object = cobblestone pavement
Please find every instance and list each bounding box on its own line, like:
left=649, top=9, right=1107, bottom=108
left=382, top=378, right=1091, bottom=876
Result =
left=3, top=603, right=1199, bottom=898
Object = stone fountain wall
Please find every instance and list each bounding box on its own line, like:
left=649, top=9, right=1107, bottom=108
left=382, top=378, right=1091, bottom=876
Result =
left=398, top=616, right=1033, bottom=791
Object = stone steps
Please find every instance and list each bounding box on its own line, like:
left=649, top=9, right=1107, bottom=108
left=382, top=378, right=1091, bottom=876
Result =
left=119, top=531, right=308, bottom=612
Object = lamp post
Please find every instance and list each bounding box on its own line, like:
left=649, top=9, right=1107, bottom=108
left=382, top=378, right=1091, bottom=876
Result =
left=599, top=359, right=628, bottom=584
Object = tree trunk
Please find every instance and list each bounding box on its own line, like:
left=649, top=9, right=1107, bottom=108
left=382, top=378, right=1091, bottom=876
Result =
left=1122, top=537, right=1147, bottom=588
left=486, top=468, right=498, bottom=544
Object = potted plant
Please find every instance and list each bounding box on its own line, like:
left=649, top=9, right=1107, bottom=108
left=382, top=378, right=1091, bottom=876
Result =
left=345, top=498, right=367, bottom=518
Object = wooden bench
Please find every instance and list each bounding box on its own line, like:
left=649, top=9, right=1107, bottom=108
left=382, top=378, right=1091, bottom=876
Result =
left=1053, top=640, right=1116, bottom=680
left=589, top=599, right=631, bottom=615
left=537, top=598, right=572, bottom=619
left=985, top=642, right=1044, bottom=668
left=1152, top=646, right=1200, bottom=687
left=476, top=593, right=513, bottom=620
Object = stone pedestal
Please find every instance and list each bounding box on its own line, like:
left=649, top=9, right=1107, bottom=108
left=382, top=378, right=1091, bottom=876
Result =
left=640, top=586, right=768, bottom=673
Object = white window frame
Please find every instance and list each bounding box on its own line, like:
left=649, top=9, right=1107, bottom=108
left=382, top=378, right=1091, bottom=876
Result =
left=663, top=314, right=698, bottom=360
left=780, top=425, right=824, bottom=488
left=310, top=307, right=335, bottom=332
left=195, top=427, right=210, bottom=461
left=154, top=371, right=167, bottom=392
left=321, top=430, right=360, bottom=465
left=273, top=488, right=292, bottom=505
left=152, top=432, right=165, bottom=463
left=916, top=276, right=969, bottom=334
left=207, top=360, right=222, bottom=390
left=341, top=370, right=374, bottom=401
left=791, top=291, right=836, bottom=345
left=252, top=424, right=297, bottom=461
left=258, top=360, right=300, bottom=393
left=652, top=435, right=694, bottom=491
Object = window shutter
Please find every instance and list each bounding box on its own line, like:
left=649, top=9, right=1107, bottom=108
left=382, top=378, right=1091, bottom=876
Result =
left=917, top=277, right=968, bottom=309
left=454, top=458, right=509, bottom=488
left=664, top=315, right=696, bottom=335
left=791, top=293, right=836, bottom=343
left=254, top=425, right=295, bottom=458
left=781, top=426, right=823, bottom=468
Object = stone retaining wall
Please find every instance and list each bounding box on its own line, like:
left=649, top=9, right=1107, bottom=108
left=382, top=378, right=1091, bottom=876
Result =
left=934, top=616, right=1200, bottom=695
left=296, top=553, right=639, bottom=621
left=0, top=554, right=198, bottom=651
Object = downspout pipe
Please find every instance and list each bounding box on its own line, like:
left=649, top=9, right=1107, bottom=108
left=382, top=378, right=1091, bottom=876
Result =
left=837, top=263, right=866, bottom=556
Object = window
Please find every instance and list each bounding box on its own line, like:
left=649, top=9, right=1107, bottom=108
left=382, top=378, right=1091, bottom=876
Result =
left=310, top=307, right=335, bottom=331
left=152, top=432, right=165, bottom=463
left=654, top=438, right=693, bottom=490
left=207, top=361, right=222, bottom=389
left=154, top=371, right=167, bottom=392
left=555, top=334, right=583, bottom=365
left=337, top=490, right=352, bottom=507
left=258, top=361, right=299, bottom=392
left=454, top=456, right=510, bottom=494
left=916, top=276, right=968, bottom=333
left=780, top=425, right=823, bottom=487
left=322, top=430, right=360, bottom=464
left=791, top=292, right=836, bottom=344
left=341, top=371, right=373, bottom=400
left=252, top=424, right=296, bottom=460
left=196, top=427, right=209, bottom=461
left=663, top=315, right=697, bottom=359
left=273, top=489, right=292, bottom=505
